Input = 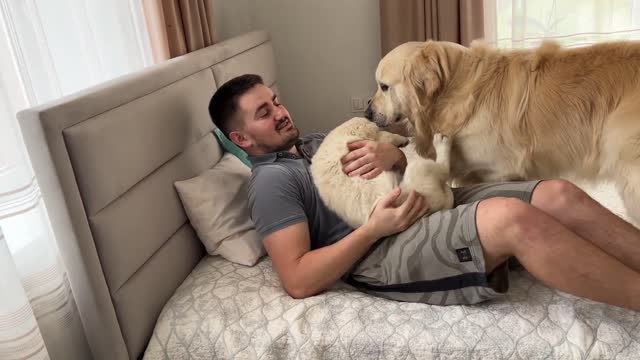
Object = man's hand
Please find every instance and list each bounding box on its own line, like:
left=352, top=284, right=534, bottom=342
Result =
left=362, top=188, right=429, bottom=238
left=341, top=140, right=407, bottom=179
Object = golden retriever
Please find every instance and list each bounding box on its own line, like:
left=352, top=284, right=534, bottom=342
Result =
left=366, top=39, right=640, bottom=222
left=310, top=117, right=453, bottom=228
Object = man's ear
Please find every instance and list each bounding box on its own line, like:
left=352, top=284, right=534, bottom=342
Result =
left=228, top=130, right=251, bottom=149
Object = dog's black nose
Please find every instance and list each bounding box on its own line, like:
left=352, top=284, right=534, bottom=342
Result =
left=364, top=104, right=373, bottom=120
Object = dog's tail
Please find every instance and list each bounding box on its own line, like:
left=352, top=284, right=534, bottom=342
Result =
left=531, top=40, right=561, bottom=72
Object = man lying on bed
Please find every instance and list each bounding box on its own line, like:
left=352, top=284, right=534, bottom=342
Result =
left=208, top=74, right=640, bottom=311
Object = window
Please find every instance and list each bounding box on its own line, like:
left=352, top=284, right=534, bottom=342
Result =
left=484, top=0, right=640, bottom=48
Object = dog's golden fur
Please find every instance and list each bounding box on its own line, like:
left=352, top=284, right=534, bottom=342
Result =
left=368, top=39, right=640, bottom=221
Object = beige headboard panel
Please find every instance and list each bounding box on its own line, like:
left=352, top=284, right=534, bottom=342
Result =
left=18, top=30, right=278, bottom=360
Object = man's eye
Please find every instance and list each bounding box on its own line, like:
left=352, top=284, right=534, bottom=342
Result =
left=259, top=110, right=269, bottom=118
left=380, top=84, right=389, bottom=92
left=274, top=97, right=281, bottom=106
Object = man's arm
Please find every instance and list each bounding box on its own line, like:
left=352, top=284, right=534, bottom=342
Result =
left=263, top=221, right=378, bottom=299
left=264, top=189, right=428, bottom=299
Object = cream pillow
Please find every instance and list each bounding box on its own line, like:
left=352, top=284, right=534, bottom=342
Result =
left=174, top=153, right=265, bottom=266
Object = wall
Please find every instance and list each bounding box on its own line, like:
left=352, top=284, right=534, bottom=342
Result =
left=210, top=0, right=381, bottom=134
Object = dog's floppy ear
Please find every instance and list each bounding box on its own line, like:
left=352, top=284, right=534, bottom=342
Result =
left=404, top=41, right=452, bottom=104
left=405, top=42, right=468, bottom=159
left=413, top=113, right=436, bottom=159
left=403, top=42, right=451, bottom=158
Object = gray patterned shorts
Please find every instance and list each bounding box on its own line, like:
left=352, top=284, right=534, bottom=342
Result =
left=346, top=181, right=541, bottom=305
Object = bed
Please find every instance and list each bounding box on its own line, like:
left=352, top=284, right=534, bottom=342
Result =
left=18, top=30, right=640, bottom=360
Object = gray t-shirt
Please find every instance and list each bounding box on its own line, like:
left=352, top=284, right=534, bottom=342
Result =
left=247, top=133, right=354, bottom=249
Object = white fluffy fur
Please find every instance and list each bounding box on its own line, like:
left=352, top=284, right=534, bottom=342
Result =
left=310, top=117, right=454, bottom=228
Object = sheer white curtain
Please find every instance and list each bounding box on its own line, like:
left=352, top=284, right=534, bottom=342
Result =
left=0, top=0, right=151, bottom=359
left=484, top=0, right=640, bottom=48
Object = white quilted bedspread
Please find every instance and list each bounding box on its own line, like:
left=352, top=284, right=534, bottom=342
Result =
left=143, top=183, right=640, bottom=359
left=143, top=257, right=639, bottom=360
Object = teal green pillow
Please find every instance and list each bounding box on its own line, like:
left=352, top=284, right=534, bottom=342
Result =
left=213, top=128, right=252, bottom=168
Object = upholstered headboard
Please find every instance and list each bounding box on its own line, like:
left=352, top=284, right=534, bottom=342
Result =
left=18, top=31, right=278, bottom=360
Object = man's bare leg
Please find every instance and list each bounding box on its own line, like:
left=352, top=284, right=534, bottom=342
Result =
left=476, top=197, right=640, bottom=311
left=530, top=179, right=640, bottom=272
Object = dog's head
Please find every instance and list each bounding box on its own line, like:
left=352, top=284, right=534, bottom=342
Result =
left=366, top=41, right=467, bottom=130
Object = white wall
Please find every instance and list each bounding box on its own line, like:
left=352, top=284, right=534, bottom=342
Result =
left=210, top=0, right=381, bottom=134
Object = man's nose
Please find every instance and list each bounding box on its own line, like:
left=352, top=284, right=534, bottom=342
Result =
left=274, top=105, right=287, bottom=119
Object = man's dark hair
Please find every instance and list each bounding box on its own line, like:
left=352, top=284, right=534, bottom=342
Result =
left=208, top=74, right=264, bottom=136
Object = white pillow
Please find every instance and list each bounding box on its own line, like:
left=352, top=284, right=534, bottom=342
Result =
left=174, top=153, right=265, bottom=266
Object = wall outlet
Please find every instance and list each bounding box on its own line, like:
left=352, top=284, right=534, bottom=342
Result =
left=350, top=92, right=376, bottom=114
left=350, top=96, right=364, bottom=113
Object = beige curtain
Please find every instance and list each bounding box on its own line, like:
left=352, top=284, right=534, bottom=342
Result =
left=143, top=0, right=215, bottom=62
left=380, top=0, right=484, bottom=56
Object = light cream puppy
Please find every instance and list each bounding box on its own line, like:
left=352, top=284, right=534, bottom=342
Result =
left=311, top=117, right=453, bottom=228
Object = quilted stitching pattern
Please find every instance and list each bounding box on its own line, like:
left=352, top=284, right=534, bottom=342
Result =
left=143, top=256, right=640, bottom=359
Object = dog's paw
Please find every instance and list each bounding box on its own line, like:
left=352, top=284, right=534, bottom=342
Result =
left=433, top=133, right=450, bottom=148
left=397, top=136, right=410, bottom=147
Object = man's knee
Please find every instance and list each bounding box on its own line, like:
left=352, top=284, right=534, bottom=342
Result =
left=476, top=197, right=537, bottom=253
left=533, top=179, right=588, bottom=214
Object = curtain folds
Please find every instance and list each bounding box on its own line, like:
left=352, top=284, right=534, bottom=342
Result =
left=379, top=0, right=485, bottom=56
